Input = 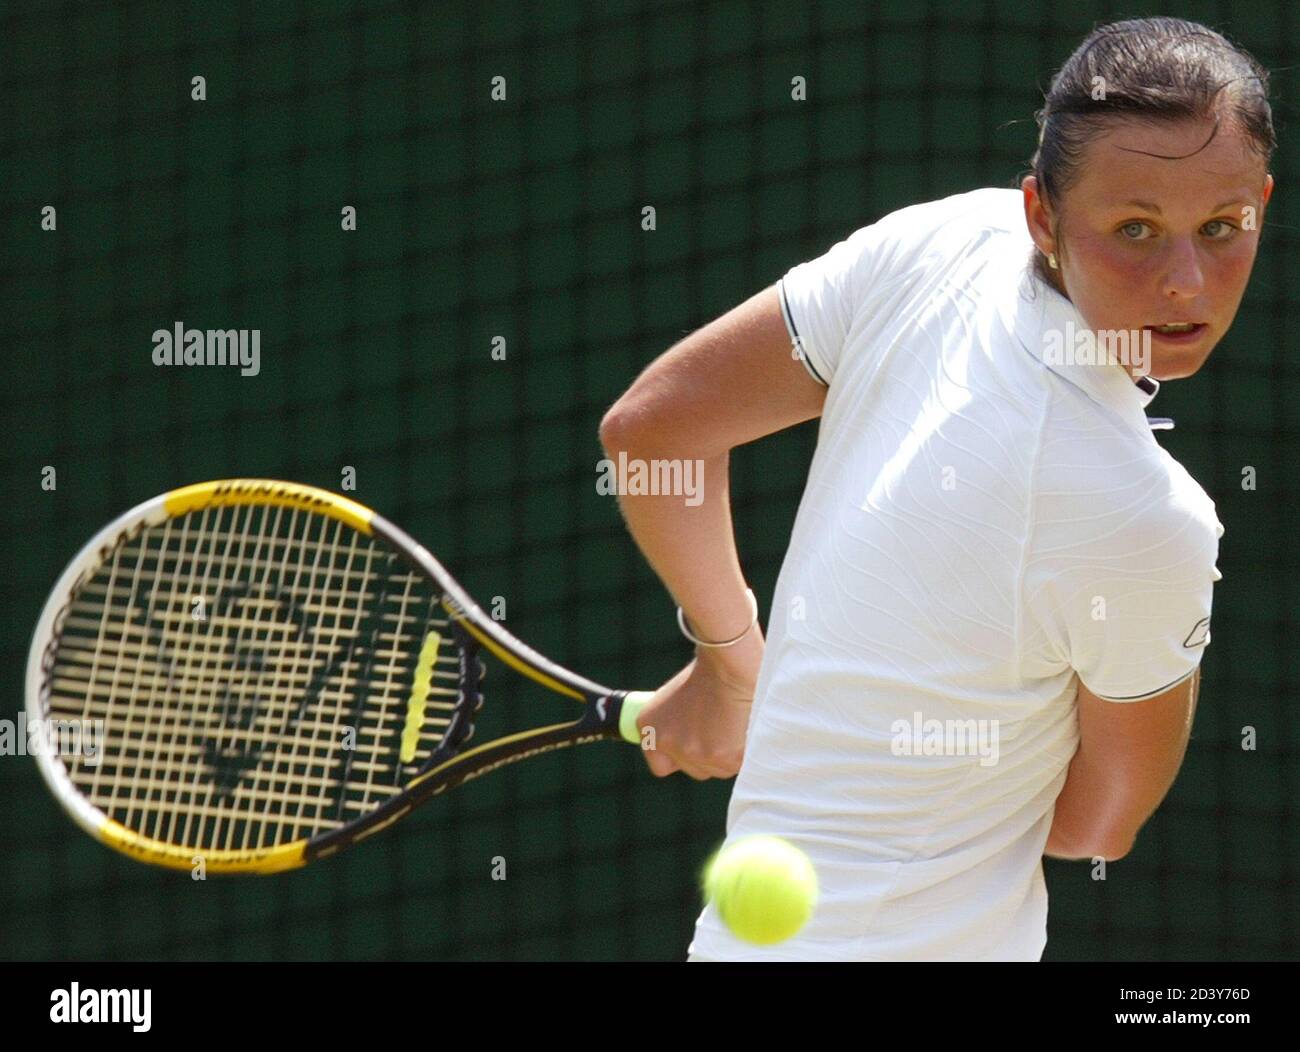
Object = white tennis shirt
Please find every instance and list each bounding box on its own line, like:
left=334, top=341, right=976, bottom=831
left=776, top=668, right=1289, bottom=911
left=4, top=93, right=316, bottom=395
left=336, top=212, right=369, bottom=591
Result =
left=687, top=187, right=1223, bottom=961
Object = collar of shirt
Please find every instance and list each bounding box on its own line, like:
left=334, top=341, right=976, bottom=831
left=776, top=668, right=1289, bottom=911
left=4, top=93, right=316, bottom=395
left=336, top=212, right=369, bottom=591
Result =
left=999, top=261, right=1172, bottom=430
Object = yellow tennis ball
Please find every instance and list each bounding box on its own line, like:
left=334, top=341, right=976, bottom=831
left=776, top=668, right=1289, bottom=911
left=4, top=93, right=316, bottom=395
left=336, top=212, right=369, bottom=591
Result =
left=703, top=835, right=818, bottom=946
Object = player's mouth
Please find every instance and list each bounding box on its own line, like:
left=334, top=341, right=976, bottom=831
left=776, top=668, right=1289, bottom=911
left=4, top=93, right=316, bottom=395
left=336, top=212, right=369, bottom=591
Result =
left=1143, top=322, right=1208, bottom=344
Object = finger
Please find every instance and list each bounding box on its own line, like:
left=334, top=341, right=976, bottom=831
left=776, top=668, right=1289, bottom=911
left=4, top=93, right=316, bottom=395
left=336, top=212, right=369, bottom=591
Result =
left=686, top=750, right=744, bottom=779
left=644, top=750, right=679, bottom=778
left=680, top=760, right=736, bottom=781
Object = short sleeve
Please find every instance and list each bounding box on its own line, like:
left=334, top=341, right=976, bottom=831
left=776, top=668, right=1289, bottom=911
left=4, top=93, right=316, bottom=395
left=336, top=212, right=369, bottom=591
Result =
left=775, top=189, right=1027, bottom=386
left=1029, top=518, right=1222, bottom=703
left=776, top=218, right=904, bottom=386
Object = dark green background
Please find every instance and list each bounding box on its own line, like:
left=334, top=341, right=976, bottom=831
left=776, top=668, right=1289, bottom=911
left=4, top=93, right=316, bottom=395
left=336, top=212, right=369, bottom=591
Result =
left=1, top=0, right=1295, bottom=960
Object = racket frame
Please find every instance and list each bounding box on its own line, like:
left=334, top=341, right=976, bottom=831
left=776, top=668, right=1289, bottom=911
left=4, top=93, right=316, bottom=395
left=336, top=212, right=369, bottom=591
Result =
left=26, top=479, right=649, bottom=874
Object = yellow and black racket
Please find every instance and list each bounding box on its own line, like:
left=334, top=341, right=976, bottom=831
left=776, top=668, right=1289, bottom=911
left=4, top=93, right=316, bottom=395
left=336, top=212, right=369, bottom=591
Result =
left=26, top=479, right=652, bottom=874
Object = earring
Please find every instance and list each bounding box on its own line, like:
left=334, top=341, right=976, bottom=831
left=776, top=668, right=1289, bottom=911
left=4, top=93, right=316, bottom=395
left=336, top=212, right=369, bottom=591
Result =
left=1048, top=252, right=1059, bottom=270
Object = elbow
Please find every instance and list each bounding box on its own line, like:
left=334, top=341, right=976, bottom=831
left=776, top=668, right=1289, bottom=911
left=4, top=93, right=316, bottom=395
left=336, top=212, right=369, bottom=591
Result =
left=598, top=401, right=639, bottom=453
left=1090, top=798, right=1155, bottom=860
left=600, top=399, right=690, bottom=457
left=599, top=394, right=731, bottom=461
left=1062, top=828, right=1137, bottom=863
left=1085, top=836, right=1135, bottom=862
left=1046, top=814, right=1138, bottom=862
left=1093, top=826, right=1137, bottom=862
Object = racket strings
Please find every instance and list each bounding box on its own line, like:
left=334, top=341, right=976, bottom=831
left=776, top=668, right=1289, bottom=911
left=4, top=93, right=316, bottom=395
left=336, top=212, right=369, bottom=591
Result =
left=44, top=502, right=472, bottom=854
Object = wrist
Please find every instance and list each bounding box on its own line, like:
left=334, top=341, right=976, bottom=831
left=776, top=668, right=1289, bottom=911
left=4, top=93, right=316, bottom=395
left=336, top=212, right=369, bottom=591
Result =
left=696, top=625, right=764, bottom=692
left=677, top=588, right=758, bottom=648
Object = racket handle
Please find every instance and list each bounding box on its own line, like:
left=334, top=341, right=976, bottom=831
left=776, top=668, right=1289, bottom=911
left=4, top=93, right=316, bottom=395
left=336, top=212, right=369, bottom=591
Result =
left=617, top=690, right=655, bottom=745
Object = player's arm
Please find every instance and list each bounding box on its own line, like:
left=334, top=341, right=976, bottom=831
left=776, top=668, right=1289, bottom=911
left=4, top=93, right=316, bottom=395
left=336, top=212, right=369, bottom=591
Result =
left=598, top=283, right=825, bottom=646
left=1045, top=668, right=1201, bottom=861
left=599, top=284, right=825, bottom=778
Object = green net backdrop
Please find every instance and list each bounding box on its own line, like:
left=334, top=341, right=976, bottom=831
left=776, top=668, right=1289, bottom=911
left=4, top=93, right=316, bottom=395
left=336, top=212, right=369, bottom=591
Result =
left=1, top=0, right=1295, bottom=961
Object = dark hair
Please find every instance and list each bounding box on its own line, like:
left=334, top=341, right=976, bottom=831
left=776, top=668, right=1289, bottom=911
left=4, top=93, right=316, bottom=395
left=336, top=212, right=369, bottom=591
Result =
left=1028, top=16, right=1275, bottom=288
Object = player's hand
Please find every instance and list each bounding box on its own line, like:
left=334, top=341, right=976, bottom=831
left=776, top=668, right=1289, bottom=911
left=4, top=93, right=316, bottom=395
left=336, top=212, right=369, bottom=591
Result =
left=634, top=628, right=764, bottom=780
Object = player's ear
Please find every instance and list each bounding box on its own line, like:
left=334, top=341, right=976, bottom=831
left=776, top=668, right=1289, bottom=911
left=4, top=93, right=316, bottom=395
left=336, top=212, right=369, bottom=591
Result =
left=1021, top=175, right=1056, bottom=257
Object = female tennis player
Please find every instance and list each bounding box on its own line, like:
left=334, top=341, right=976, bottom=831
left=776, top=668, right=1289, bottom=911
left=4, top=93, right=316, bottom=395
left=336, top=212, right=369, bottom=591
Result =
left=599, top=16, right=1274, bottom=961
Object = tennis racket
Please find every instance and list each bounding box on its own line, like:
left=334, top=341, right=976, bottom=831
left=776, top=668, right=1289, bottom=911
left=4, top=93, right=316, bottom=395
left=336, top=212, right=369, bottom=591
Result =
left=26, top=479, right=653, bottom=874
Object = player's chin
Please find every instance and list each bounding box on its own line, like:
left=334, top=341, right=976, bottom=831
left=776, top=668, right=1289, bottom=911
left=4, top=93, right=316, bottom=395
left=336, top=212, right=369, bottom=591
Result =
left=1147, top=339, right=1220, bottom=380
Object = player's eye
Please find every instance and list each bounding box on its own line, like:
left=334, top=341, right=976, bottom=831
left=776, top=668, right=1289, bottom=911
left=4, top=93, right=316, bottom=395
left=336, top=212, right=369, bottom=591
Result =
left=1201, top=219, right=1238, bottom=239
left=1118, top=221, right=1152, bottom=240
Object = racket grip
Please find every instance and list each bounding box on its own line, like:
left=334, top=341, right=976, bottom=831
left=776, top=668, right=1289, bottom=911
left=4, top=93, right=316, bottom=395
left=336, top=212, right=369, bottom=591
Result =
left=617, top=690, right=655, bottom=745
